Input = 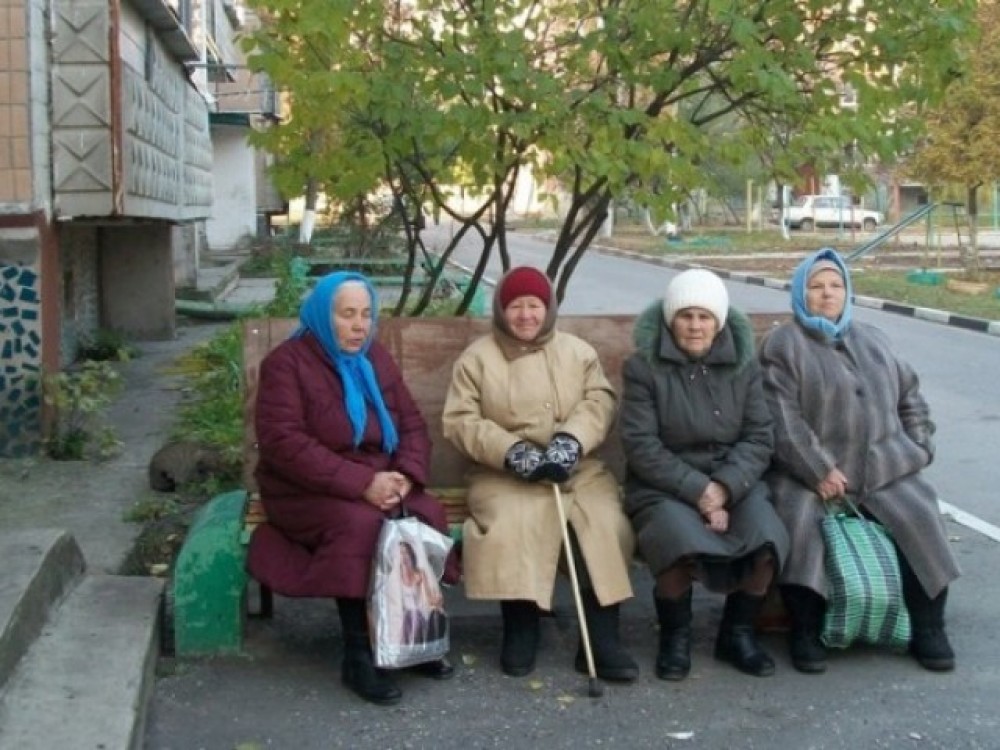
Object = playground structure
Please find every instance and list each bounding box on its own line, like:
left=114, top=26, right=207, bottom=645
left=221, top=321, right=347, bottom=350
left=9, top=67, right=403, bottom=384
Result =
left=845, top=202, right=969, bottom=265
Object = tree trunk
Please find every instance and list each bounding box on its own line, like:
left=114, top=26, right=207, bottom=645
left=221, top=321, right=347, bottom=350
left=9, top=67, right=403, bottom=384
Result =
left=299, top=177, right=318, bottom=245
left=966, top=184, right=981, bottom=274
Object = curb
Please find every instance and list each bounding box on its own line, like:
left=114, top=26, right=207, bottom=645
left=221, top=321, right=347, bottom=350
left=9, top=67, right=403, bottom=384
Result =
left=594, top=245, right=1000, bottom=337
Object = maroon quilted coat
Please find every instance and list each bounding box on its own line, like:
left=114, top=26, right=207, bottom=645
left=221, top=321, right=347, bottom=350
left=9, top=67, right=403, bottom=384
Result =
left=247, top=332, right=458, bottom=598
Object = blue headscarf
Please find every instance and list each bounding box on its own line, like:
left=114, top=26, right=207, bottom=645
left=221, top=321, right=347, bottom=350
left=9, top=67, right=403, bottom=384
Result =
left=790, top=248, right=853, bottom=341
left=293, top=271, right=399, bottom=453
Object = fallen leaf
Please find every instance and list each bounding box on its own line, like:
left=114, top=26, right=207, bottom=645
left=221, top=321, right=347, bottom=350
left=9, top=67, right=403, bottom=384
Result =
left=556, top=695, right=575, bottom=704
left=528, top=679, right=544, bottom=690
left=461, top=653, right=477, bottom=666
left=149, top=563, right=169, bottom=576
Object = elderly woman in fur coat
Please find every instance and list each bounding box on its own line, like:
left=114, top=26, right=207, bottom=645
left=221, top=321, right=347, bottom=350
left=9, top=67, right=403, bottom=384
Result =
left=759, top=248, right=960, bottom=674
left=620, top=269, right=789, bottom=681
left=442, top=266, right=638, bottom=682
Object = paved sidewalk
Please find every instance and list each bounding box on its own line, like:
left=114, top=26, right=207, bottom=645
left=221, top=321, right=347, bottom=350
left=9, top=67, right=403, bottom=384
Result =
left=147, top=520, right=994, bottom=749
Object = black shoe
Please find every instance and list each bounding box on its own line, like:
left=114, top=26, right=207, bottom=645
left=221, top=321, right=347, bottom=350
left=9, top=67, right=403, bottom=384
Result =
left=781, top=585, right=827, bottom=674
left=501, top=600, right=540, bottom=677
left=900, top=564, right=955, bottom=673
left=714, top=593, right=775, bottom=678
left=910, top=627, right=955, bottom=672
left=789, top=628, right=828, bottom=674
left=654, top=591, right=692, bottom=681
left=575, top=591, right=639, bottom=683
left=337, top=597, right=403, bottom=705
left=411, top=657, right=456, bottom=680
left=342, top=647, right=402, bottom=705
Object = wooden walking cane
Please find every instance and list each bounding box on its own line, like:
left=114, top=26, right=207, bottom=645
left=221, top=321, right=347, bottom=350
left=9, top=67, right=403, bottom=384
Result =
left=551, top=482, right=603, bottom=698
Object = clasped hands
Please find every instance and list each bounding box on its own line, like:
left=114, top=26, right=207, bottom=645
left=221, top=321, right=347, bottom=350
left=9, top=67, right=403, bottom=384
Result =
left=504, top=433, right=582, bottom=484
left=363, top=470, right=413, bottom=512
left=698, top=481, right=730, bottom=534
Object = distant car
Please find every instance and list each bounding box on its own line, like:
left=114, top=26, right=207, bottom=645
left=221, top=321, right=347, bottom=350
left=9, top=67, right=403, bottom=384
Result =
left=775, top=195, right=884, bottom=232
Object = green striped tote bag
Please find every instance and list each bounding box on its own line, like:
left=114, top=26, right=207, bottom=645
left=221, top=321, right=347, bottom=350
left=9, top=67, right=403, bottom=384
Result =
left=820, top=501, right=911, bottom=650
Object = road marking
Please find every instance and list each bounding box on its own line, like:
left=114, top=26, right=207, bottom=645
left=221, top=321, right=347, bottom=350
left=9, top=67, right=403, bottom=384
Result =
left=940, top=500, right=1000, bottom=543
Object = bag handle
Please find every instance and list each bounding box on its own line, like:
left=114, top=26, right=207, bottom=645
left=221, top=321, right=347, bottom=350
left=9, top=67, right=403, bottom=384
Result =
left=824, top=494, right=863, bottom=518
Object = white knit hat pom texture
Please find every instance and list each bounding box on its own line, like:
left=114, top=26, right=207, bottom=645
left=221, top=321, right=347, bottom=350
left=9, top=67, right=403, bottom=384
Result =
left=662, top=269, right=729, bottom=327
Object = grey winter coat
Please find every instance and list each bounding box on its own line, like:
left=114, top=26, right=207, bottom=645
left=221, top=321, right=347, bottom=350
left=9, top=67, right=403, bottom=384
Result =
left=759, top=319, right=960, bottom=598
left=620, top=304, right=789, bottom=587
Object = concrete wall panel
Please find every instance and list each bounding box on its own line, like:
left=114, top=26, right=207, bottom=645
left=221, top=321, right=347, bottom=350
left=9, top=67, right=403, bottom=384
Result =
left=100, top=224, right=175, bottom=340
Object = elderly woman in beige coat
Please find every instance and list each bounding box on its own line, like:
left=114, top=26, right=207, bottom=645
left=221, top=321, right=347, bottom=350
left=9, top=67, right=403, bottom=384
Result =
left=442, top=266, right=637, bottom=682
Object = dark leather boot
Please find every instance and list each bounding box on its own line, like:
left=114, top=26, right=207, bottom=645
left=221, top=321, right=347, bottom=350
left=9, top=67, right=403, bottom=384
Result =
left=654, top=590, right=692, bottom=681
left=337, top=598, right=402, bottom=705
left=900, top=557, right=955, bottom=672
left=714, top=592, right=775, bottom=677
left=781, top=585, right=828, bottom=674
left=500, top=600, right=541, bottom=676
left=574, top=590, right=639, bottom=682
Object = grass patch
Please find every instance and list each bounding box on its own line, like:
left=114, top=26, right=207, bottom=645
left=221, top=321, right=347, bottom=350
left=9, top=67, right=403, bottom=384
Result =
left=597, top=224, right=852, bottom=257
left=852, top=272, right=1000, bottom=321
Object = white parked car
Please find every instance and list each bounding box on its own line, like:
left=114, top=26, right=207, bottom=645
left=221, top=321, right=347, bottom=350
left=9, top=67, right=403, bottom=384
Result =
left=776, top=195, right=884, bottom=231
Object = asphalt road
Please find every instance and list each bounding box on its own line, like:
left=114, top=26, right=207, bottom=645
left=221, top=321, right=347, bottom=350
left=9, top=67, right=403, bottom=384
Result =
left=145, top=230, right=1000, bottom=750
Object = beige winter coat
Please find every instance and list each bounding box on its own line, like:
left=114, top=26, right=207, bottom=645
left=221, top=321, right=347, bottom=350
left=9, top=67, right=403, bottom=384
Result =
left=442, top=330, right=634, bottom=609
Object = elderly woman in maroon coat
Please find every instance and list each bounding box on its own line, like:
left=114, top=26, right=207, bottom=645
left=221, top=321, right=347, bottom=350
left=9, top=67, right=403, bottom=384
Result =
left=247, top=271, right=458, bottom=707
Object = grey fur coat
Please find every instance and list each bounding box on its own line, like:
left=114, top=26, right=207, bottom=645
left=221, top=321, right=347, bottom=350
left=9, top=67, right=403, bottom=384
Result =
left=759, top=319, right=960, bottom=598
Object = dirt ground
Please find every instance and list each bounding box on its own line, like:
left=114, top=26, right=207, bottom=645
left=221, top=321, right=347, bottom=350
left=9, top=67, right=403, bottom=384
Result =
left=0, top=318, right=230, bottom=576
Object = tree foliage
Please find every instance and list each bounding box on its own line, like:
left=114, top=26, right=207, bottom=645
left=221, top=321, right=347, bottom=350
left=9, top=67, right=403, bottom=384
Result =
left=244, top=0, right=976, bottom=308
left=906, top=0, right=1000, bottom=270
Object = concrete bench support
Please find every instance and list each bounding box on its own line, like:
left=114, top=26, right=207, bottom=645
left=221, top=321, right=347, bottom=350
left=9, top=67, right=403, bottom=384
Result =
left=172, top=490, right=250, bottom=657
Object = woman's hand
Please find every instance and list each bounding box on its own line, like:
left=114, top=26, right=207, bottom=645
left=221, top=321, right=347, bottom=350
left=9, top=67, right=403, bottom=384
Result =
left=704, top=509, right=729, bottom=534
left=816, top=468, right=849, bottom=501
left=363, top=471, right=406, bottom=512
left=697, top=481, right=729, bottom=515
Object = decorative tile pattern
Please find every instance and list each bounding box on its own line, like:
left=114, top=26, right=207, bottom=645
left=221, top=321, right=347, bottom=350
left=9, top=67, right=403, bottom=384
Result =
left=0, top=260, right=42, bottom=456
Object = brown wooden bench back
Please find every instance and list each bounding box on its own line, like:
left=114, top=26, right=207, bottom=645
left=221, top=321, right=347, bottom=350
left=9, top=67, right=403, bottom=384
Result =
left=242, top=313, right=791, bottom=490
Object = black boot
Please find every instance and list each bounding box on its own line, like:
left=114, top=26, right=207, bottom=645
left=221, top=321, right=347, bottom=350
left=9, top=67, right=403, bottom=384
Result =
left=501, top=600, right=541, bottom=676
left=654, top=590, right=692, bottom=681
left=781, top=585, right=828, bottom=674
left=337, top=598, right=402, bottom=705
left=900, top=558, right=955, bottom=672
left=714, top=592, right=775, bottom=677
left=574, top=590, right=639, bottom=682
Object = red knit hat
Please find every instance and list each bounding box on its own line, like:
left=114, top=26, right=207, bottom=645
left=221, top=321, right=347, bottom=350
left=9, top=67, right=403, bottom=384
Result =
left=497, top=267, right=552, bottom=309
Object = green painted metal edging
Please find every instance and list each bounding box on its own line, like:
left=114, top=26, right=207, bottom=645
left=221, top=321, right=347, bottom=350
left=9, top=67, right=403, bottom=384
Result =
left=906, top=269, right=946, bottom=286
left=173, top=489, right=251, bottom=656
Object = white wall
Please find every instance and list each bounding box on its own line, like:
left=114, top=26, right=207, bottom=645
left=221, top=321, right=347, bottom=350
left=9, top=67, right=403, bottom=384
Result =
left=205, top=126, right=257, bottom=250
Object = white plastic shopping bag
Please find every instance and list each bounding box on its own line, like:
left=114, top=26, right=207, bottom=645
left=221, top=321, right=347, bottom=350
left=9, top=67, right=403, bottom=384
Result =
left=368, top=509, right=453, bottom=668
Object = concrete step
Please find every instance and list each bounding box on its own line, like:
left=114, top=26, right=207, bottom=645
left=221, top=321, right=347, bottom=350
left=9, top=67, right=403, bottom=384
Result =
left=177, top=260, right=241, bottom=303
left=0, top=529, right=85, bottom=689
left=0, top=573, right=163, bottom=750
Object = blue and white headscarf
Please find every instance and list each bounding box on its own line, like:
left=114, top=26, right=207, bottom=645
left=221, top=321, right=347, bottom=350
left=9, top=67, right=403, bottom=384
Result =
left=293, top=271, right=399, bottom=453
left=790, top=248, right=853, bottom=341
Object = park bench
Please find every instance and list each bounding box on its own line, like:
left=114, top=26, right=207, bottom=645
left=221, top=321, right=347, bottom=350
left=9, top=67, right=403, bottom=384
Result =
left=171, top=311, right=790, bottom=657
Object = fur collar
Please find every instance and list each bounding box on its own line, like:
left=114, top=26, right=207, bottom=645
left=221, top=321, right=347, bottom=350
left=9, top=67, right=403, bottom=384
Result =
left=632, top=301, right=756, bottom=377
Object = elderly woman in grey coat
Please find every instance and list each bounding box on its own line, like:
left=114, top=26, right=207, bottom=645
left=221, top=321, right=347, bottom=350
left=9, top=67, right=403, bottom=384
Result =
left=620, top=269, right=789, bottom=681
left=759, top=248, right=960, bottom=675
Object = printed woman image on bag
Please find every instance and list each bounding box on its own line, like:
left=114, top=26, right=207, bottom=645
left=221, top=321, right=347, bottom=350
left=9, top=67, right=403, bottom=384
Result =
left=369, top=512, right=453, bottom=669
left=398, top=541, right=447, bottom=646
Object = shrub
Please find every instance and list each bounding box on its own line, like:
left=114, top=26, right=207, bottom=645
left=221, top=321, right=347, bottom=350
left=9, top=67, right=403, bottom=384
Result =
left=43, top=360, right=123, bottom=460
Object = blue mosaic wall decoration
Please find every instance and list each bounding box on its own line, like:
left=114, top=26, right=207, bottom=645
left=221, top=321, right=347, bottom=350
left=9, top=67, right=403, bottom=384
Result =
left=0, top=263, right=43, bottom=457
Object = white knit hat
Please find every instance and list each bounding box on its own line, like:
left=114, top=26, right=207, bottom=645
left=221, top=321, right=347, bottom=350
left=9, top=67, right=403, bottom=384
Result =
left=662, top=269, right=729, bottom=327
